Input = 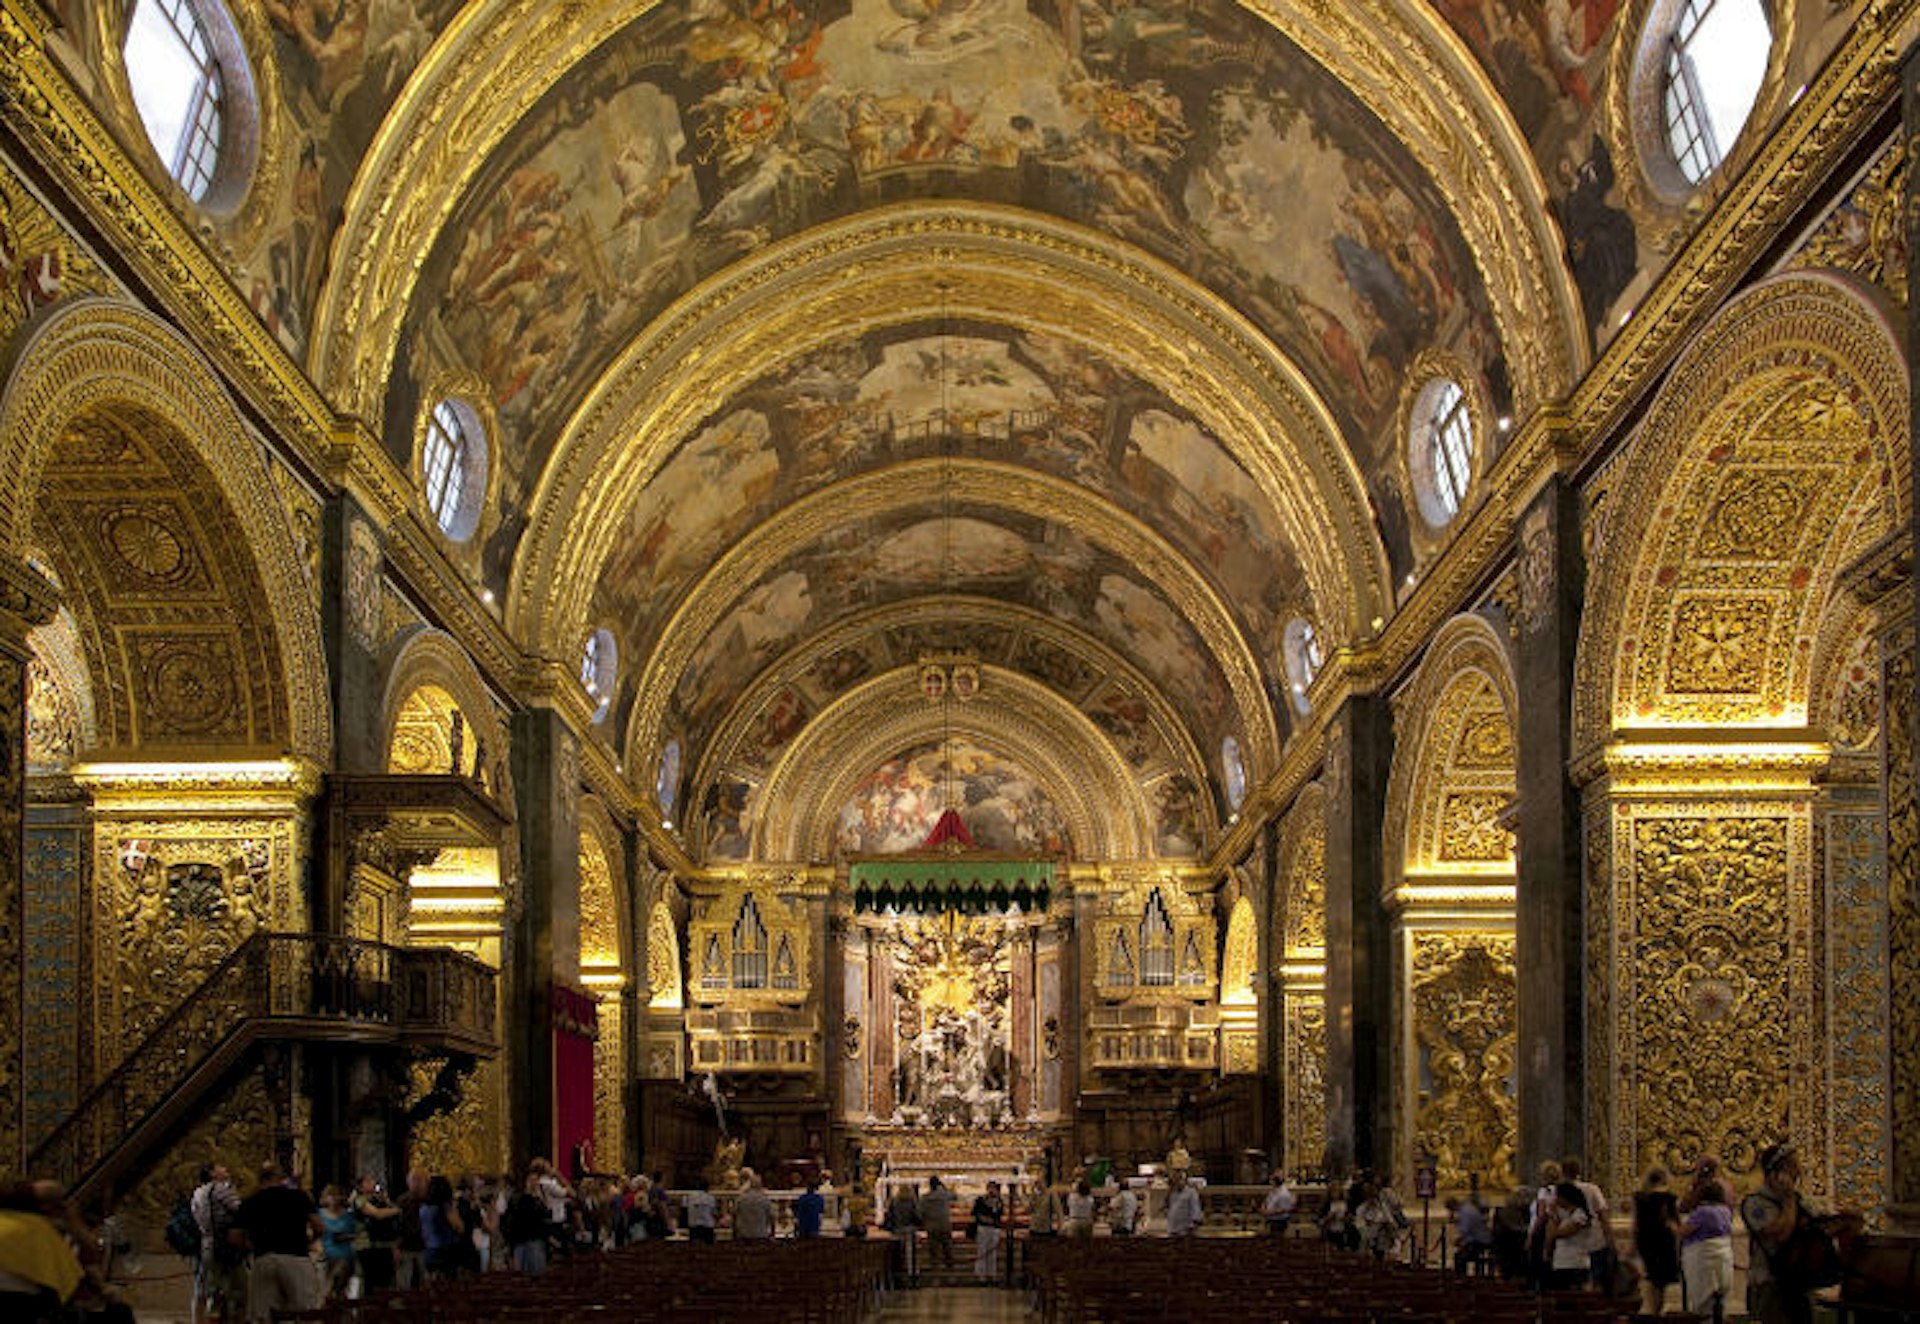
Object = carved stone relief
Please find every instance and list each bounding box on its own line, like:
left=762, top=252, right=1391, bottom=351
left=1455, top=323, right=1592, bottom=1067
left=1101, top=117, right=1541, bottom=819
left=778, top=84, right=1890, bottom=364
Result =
left=1284, top=995, right=1326, bottom=1178
left=1613, top=810, right=1802, bottom=1189
left=1410, top=932, right=1517, bottom=1190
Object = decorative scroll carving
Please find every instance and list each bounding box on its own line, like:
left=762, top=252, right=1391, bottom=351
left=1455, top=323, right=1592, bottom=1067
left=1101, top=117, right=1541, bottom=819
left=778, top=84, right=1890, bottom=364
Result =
left=102, top=822, right=294, bottom=1064
left=1284, top=995, right=1326, bottom=1179
left=1825, top=809, right=1888, bottom=1212
left=1411, top=932, right=1517, bottom=1190
left=1220, top=896, right=1257, bottom=1007
left=1885, top=633, right=1919, bottom=1203
left=1439, top=793, right=1513, bottom=862
left=408, top=1055, right=498, bottom=1180
left=25, top=653, right=76, bottom=768
left=647, top=901, right=683, bottom=1010
left=594, top=1000, right=624, bottom=1172
left=1626, top=814, right=1794, bottom=1183
left=0, top=160, right=115, bottom=348
left=1790, top=135, right=1908, bottom=309
left=579, top=833, right=620, bottom=969
left=1281, top=791, right=1327, bottom=958
left=121, top=1063, right=276, bottom=1234
left=1577, top=277, right=1907, bottom=752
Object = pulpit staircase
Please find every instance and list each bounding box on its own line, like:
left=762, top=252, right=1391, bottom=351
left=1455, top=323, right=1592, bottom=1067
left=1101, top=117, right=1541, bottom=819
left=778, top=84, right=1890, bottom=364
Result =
left=26, top=932, right=496, bottom=1210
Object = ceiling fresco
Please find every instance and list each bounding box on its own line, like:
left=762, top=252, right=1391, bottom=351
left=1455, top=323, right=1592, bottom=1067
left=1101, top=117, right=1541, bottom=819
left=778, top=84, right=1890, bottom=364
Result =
left=835, top=738, right=1070, bottom=855
left=386, top=0, right=1511, bottom=587
left=587, top=323, right=1311, bottom=698
left=659, top=502, right=1238, bottom=770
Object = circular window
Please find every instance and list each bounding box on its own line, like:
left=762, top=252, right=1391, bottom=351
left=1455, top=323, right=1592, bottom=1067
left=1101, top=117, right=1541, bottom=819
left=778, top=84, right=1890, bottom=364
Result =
left=420, top=398, right=488, bottom=541
left=1409, top=377, right=1475, bottom=527
left=1221, top=735, right=1247, bottom=811
left=1281, top=617, right=1324, bottom=716
left=123, top=0, right=257, bottom=210
left=580, top=629, right=617, bottom=723
left=656, top=739, right=683, bottom=822
left=1660, top=0, right=1771, bottom=186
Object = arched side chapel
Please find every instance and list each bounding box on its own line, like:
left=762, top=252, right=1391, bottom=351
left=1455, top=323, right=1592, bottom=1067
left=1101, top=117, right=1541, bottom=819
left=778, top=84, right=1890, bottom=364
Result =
left=0, top=0, right=1914, bottom=1240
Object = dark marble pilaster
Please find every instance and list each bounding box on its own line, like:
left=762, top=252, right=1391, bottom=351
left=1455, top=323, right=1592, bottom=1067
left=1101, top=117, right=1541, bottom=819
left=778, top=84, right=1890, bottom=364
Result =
left=1322, top=696, right=1391, bottom=1175
left=510, top=708, right=582, bottom=1170
left=316, top=497, right=387, bottom=934
left=1512, top=477, right=1586, bottom=1180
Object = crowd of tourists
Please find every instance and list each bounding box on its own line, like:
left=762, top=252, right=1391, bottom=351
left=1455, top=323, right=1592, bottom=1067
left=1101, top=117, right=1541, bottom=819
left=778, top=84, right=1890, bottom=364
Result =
left=0, top=1137, right=1872, bottom=1323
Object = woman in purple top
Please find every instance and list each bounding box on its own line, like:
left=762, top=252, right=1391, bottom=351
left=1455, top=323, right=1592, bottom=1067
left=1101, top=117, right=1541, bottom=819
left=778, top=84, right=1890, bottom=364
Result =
left=1679, top=1178, right=1733, bottom=1323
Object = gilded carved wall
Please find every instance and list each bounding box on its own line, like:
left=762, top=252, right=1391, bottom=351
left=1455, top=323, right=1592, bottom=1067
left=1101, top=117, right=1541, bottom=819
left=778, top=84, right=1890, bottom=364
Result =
left=1885, top=632, right=1918, bottom=1202
left=1410, top=932, right=1517, bottom=1190
left=91, top=812, right=305, bottom=1073
left=1276, top=784, right=1326, bottom=1178
left=1595, top=804, right=1812, bottom=1192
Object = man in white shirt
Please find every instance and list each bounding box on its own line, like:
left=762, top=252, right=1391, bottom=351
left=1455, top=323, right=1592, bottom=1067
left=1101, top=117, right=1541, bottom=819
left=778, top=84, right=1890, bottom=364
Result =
left=683, top=1180, right=717, bottom=1243
left=1563, top=1157, right=1614, bottom=1287
left=1165, top=1170, right=1203, bottom=1237
left=1112, top=1184, right=1139, bottom=1235
left=1262, top=1172, right=1297, bottom=1236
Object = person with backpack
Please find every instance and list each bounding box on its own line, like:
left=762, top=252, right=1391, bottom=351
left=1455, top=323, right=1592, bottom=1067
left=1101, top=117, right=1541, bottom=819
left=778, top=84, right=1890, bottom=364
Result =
left=185, top=1163, right=240, bottom=1324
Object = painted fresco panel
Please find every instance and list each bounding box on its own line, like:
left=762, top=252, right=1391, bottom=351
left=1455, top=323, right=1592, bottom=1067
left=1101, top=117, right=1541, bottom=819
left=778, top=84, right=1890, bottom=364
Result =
left=835, top=738, right=1068, bottom=854
left=595, top=328, right=1305, bottom=738
left=393, top=0, right=1506, bottom=589
left=668, top=506, right=1231, bottom=765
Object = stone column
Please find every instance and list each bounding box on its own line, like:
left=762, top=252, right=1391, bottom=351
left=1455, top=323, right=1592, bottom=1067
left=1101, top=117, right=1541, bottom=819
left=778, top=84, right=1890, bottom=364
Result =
left=1512, top=477, right=1586, bottom=1178
left=0, top=555, right=58, bottom=1170
left=1322, top=696, right=1391, bottom=1174
left=510, top=708, right=581, bottom=1170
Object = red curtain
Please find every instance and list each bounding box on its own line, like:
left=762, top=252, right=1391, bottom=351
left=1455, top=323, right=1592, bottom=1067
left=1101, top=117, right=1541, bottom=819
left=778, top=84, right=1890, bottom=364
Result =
left=552, top=984, right=598, bottom=1175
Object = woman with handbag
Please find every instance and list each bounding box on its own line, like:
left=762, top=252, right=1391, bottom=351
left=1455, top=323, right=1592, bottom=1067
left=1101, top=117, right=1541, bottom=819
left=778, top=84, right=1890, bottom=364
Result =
left=1740, top=1143, right=1840, bottom=1324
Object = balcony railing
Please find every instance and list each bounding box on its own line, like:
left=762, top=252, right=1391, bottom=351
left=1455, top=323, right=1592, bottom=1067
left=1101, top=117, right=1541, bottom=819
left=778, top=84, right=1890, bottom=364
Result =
left=28, top=933, right=496, bottom=1205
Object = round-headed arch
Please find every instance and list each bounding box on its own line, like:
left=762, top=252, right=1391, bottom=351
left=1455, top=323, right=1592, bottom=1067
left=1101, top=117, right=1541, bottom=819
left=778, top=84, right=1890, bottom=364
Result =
left=1573, top=271, right=1909, bottom=755
left=513, top=208, right=1391, bottom=666
left=757, top=665, right=1158, bottom=864
left=621, top=456, right=1283, bottom=779
left=0, top=299, right=329, bottom=763
left=1382, top=612, right=1519, bottom=882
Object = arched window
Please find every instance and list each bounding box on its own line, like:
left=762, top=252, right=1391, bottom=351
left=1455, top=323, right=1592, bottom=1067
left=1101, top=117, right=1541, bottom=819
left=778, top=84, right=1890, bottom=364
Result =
left=580, top=628, right=617, bottom=723
left=125, top=0, right=229, bottom=202
left=1662, top=0, right=1771, bottom=185
left=1419, top=379, right=1474, bottom=521
left=1221, top=735, right=1247, bottom=811
left=420, top=398, right=488, bottom=541
left=1283, top=617, right=1324, bottom=716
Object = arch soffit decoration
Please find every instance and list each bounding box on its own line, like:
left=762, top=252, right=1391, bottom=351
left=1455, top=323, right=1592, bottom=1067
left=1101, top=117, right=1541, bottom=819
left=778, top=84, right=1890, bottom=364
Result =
left=0, top=298, right=330, bottom=764
left=378, top=625, right=515, bottom=803
left=757, top=667, right=1156, bottom=864
left=693, top=596, right=1212, bottom=810
left=621, top=457, right=1285, bottom=777
left=1275, top=779, right=1327, bottom=960
left=1381, top=613, right=1518, bottom=883
left=578, top=792, right=630, bottom=967
left=1572, top=272, right=1911, bottom=756
left=310, top=0, right=1578, bottom=430
left=512, top=209, right=1389, bottom=656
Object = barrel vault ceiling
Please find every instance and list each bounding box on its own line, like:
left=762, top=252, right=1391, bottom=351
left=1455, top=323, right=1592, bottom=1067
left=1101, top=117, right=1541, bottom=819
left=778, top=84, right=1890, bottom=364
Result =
left=50, top=0, right=1856, bottom=863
